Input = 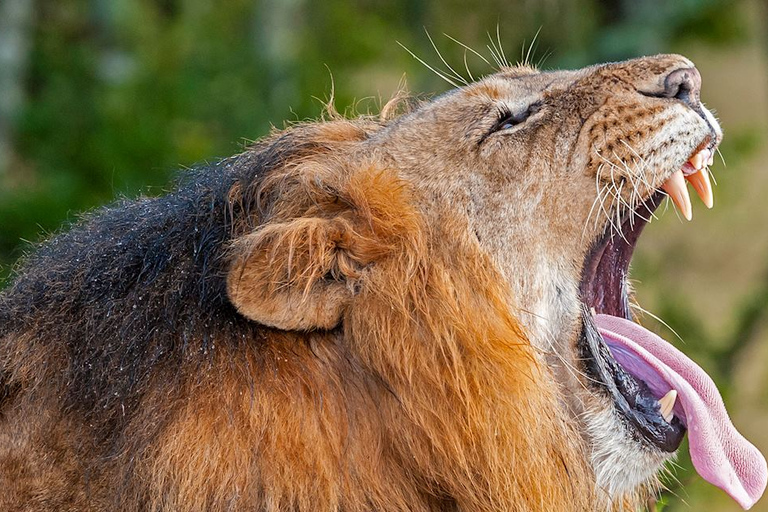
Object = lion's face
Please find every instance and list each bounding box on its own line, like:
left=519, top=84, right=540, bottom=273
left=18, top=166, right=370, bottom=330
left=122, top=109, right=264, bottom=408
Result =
left=366, top=54, right=760, bottom=504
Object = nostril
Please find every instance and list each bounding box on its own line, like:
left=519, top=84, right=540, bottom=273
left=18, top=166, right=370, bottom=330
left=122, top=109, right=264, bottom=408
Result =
left=673, top=81, right=693, bottom=105
left=663, top=68, right=701, bottom=107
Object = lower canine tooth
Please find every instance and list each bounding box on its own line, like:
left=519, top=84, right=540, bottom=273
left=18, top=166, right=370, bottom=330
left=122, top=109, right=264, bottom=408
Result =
left=685, top=168, right=714, bottom=209
left=658, top=389, right=677, bottom=423
left=662, top=169, right=693, bottom=220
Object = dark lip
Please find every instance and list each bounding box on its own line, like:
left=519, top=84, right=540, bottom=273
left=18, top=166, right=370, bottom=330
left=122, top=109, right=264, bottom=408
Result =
left=693, top=133, right=719, bottom=158
left=578, top=191, right=686, bottom=452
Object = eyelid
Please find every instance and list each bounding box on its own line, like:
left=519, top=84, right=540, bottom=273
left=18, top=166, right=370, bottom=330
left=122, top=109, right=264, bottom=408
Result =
left=485, top=100, right=543, bottom=138
left=527, top=100, right=543, bottom=115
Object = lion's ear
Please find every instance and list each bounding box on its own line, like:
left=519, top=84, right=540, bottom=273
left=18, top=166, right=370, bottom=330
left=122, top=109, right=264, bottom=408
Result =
left=226, top=215, right=369, bottom=331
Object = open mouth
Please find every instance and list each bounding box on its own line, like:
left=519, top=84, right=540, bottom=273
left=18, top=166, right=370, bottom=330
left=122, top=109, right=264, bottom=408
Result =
left=578, top=143, right=767, bottom=509
left=579, top=189, right=686, bottom=451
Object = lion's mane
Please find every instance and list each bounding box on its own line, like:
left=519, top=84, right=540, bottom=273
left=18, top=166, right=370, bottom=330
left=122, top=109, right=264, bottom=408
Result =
left=0, top=119, right=594, bottom=511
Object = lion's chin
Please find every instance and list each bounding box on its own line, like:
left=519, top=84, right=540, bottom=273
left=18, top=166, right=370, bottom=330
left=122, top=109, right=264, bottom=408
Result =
left=576, top=174, right=766, bottom=508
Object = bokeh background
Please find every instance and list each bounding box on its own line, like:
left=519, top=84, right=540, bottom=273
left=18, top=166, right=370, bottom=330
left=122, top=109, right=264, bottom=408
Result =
left=0, top=0, right=766, bottom=510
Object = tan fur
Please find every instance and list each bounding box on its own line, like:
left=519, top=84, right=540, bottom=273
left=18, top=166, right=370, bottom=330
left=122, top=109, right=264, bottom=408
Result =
left=0, top=54, right=721, bottom=510
left=163, top=163, right=593, bottom=511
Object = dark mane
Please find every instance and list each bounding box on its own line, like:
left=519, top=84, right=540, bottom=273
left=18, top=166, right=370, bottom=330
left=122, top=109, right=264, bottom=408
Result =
left=0, top=121, right=371, bottom=441
left=2, top=159, right=234, bottom=431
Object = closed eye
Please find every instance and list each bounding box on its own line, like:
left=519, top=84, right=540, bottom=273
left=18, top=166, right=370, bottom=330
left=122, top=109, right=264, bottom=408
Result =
left=485, top=101, right=542, bottom=139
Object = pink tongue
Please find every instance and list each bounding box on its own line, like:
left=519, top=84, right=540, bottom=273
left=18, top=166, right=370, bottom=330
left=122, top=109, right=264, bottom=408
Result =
left=595, top=314, right=767, bottom=510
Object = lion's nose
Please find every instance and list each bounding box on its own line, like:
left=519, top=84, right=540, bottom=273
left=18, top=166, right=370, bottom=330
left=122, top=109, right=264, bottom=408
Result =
left=663, top=67, right=701, bottom=107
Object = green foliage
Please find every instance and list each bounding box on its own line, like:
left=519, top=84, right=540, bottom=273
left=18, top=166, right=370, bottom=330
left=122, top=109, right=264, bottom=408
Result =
left=1, top=0, right=751, bottom=279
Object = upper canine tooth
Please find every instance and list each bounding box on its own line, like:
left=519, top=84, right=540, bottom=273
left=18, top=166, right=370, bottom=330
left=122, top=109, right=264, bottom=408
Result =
left=708, top=152, right=715, bottom=166
left=658, top=389, right=677, bottom=423
left=685, top=168, right=714, bottom=209
left=690, top=152, right=704, bottom=170
left=662, top=169, right=693, bottom=221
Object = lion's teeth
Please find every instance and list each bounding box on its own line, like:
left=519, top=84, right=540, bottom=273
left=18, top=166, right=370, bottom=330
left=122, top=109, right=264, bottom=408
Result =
left=685, top=168, right=714, bottom=209
left=708, top=152, right=715, bottom=166
left=662, top=169, right=693, bottom=221
left=689, top=152, right=704, bottom=170
left=658, top=389, right=677, bottom=423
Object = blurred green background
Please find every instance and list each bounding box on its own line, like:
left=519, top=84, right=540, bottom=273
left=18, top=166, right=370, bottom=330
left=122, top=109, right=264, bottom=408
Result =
left=0, top=0, right=766, bottom=510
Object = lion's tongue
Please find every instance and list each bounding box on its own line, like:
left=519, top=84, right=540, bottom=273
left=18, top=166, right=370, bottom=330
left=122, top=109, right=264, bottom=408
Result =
left=594, top=314, right=767, bottom=510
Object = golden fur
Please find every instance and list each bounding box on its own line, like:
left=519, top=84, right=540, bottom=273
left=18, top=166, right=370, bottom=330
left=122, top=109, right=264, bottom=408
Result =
left=0, top=54, right=720, bottom=510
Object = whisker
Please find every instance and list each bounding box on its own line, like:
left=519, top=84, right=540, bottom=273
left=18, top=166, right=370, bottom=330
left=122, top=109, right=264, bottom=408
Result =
left=593, top=162, right=617, bottom=236
left=716, top=146, right=726, bottom=167
left=424, top=29, right=468, bottom=85
left=607, top=164, right=630, bottom=244
left=443, top=33, right=493, bottom=68
left=462, top=51, right=475, bottom=82
left=536, top=48, right=553, bottom=69
left=629, top=302, right=686, bottom=345
left=665, top=191, right=683, bottom=222
left=397, top=41, right=460, bottom=88
left=661, top=460, right=686, bottom=490
left=522, top=26, right=542, bottom=68
left=486, top=44, right=504, bottom=69
left=583, top=185, right=606, bottom=241
left=707, top=165, right=718, bottom=186
left=486, top=31, right=505, bottom=69
left=598, top=142, right=658, bottom=223
left=496, top=24, right=510, bottom=67
left=598, top=185, right=621, bottom=241
left=515, top=309, right=602, bottom=389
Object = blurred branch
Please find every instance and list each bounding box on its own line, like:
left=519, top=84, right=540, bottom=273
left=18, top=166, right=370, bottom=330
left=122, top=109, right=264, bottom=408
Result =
left=0, top=0, right=34, bottom=175
left=255, top=0, right=306, bottom=119
left=718, top=262, right=768, bottom=378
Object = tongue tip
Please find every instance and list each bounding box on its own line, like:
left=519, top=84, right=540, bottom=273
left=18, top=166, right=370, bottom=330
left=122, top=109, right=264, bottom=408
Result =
left=717, top=451, right=768, bottom=510
left=704, top=469, right=766, bottom=510
left=724, top=480, right=766, bottom=511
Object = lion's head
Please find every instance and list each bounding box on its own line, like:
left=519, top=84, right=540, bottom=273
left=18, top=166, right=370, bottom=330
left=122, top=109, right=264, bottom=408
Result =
left=226, top=54, right=765, bottom=509
left=1, top=54, right=766, bottom=512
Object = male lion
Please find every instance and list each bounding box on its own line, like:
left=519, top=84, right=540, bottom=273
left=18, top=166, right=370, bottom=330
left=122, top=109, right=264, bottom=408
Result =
left=0, top=54, right=765, bottom=511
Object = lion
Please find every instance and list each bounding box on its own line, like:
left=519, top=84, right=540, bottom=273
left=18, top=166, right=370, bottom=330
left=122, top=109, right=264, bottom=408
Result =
left=0, top=54, right=765, bottom=511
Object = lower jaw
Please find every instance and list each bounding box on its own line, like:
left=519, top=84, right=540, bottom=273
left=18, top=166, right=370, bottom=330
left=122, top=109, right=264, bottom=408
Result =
left=580, top=311, right=686, bottom=451
left=586, top=405, right=673, bottom=499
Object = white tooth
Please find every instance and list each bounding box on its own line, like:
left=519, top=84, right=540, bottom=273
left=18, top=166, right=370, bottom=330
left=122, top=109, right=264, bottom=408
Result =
left=590, top=307, right=597, bottom=316
left=708, top=152, right=715, bottom=166
left=658, top=389, right=677, bottom=423
left=661, top=169, right=693, bottom=220
left=690, top=152, right=704, bottom=170
left=685, top=168, right=714, bottom=209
